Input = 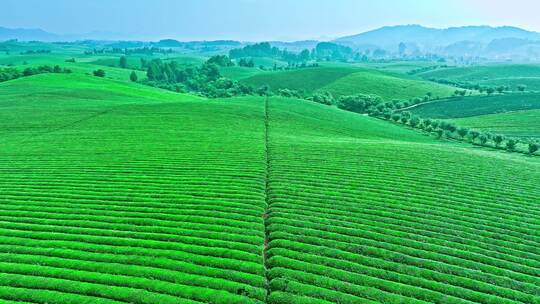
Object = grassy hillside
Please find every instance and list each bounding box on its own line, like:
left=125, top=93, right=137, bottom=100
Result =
left=451, top=110, right=540, bottom=138
left=410, top=93, right=540, bottom=118
left=418, top=64, right=540, bottom=91
left=1, top=74, right=540, bottom=303
left=320, top=70, right=456, bottom=99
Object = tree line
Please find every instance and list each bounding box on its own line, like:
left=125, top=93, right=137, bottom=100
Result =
left=228, top=42, right=362, bottom=64
left=0, top=65, right=72, bottom=83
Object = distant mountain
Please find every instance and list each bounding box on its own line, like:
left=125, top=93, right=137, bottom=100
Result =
left=0, top=26, right=59, bottom=42
left=334, top=25, right=540, bottom=59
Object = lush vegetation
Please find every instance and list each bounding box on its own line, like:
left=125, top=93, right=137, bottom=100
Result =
left=1, top=39, right=540, bottom=304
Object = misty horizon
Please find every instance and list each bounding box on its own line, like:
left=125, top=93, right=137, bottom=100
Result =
left=3, top=0, right=540, bottom=41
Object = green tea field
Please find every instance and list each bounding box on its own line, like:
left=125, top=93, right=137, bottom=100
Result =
left=451, top=110, right=540, bottom=138
left=418, top=64, right=540, bottom=91
left=1, top=72, right=539, bottom=303
left=410, top=93, right=540, bottom=118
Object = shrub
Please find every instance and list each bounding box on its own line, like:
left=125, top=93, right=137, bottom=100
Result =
left=130, top=71, right=138, bottom=82
left=479, top=134, right=488, bottom=146
left=529, top=142, right=539, bottom=155
left=493, top=134, right=505, bottom=147
left=313, top=91, right=334, bottom=105
left=457, top=127, right=469, bottom=139
left=470, top=130, right=480, bottom=143
left=93, top=69, right=106, bottom=77
left=506, top=139, right=517, bottom=152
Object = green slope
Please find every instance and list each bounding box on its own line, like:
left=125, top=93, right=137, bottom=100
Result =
left=241, top=66, right=456, bottom=101
left=241, top=66, right=360, bottom=93
left=1, top=74, right=540, bottom=304
left=320, top=70, right=456, bottom=100
left=450, top=109, right=540, bottom=138
left=410, top=93, right=540, bottom=119
left=418, top=64, right=540, bottom=91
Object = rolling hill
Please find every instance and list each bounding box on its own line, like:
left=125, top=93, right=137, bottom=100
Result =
left=241, top=66, right=456, bottom=100
left=409, top=93, right=540, bottom=118
left=450, top=110, right=540, bottom=138
left=320, top=70, right=456, bottom=99
left=0, top=73, right=539, bottom=303
left=418, top=64, right=540, bottom=91
left=241, top=66, right=360, bottom=94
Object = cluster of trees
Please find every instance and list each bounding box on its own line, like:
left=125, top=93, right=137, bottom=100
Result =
left=312, top=42, right=354, bottom=61
left=93, top=69, right=106, bottom=77
left=0, top=65, right=71, bottom=82
left=20, top=49, right=51, bottom=55
left=84, top=47, right=173, bottom=56
left=229, top=42, right=313, bottom=64
left=238, top=58, right=255, bottom=67
left=206, top=55, right=234, bottom=67
left=142, top=58, right=253, bottom=98
left=229, top=42, right=361, bottom=64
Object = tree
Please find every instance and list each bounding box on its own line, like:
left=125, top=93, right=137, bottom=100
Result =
left=409, top=116, right=421, bottom=128
left=496, top=86, right=505, bottom=94
left=119, top=56, right=128, bottom=69
left=435, top=129, right=444, bottom=138
left=53, top=65, right=62, bottom=73
left=313, top=91, right=334, bottom=105
left=517, top=84, right=527, bottom=92
left=391, top=114, right=401, bottom=122
left=529, top=142, right=539, bottom=155
left=256, top=85, right=271, bottom=96
left=93, top=69, right=106, bottom=77
left=457, top=127, right=469, bottom=139
left=470, top=130, right=480, bottom=143
left=479, top=134, right=488, bottom=146
left=486, top=87, right=495, bottom=95
left=506, top=139, right=517, bottom=152
left=207, top=55, right=234, bottom=67
left=493, top=134, right=505, bottom=147
left=130, top=71, right=138, bottom=82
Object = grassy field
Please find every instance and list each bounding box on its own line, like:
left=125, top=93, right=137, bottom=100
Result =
left=410, top=93, right=540, bottom=118
left=451, top=110, right=540, bottom=138
left=1, top=72, right=539, bottom=303
left=418, top=64, right=540, bottom=91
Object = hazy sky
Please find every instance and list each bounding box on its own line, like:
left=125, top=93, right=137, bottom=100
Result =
left=3, top=0, right=540, bottom=41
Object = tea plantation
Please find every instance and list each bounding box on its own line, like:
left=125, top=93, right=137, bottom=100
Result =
left=0, top=74, right=539, bottom=303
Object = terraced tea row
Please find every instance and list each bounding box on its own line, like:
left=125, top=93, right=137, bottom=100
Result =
left=0, top=75, right=268, bottom=303
left=265, top=97, right=540, bottom=304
